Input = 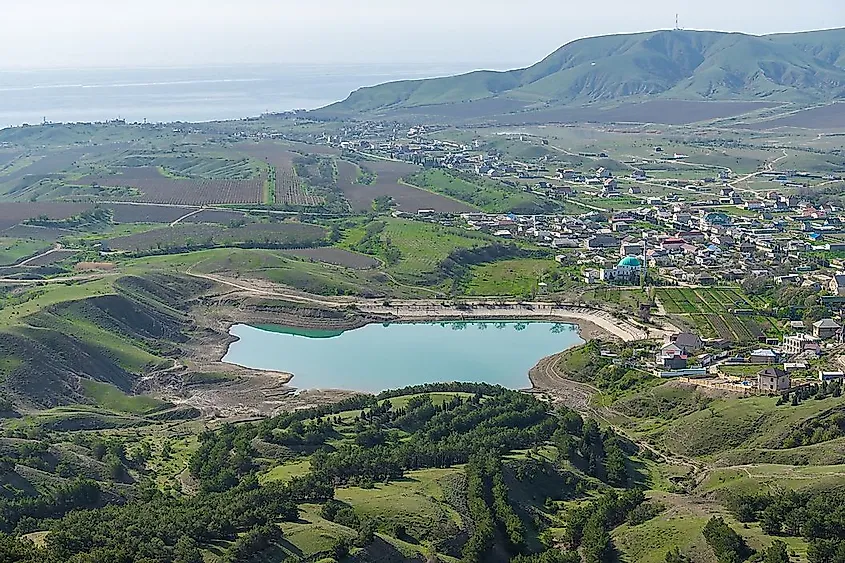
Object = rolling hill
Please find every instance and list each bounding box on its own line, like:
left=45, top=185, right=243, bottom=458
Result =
left=322, top=28, right=845, bottom=116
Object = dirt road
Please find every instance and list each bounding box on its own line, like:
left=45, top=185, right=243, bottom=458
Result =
left=185, top=271, right=662, bottom=342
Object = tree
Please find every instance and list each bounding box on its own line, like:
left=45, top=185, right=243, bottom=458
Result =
left=702, top=517, right=753, bottom=563
left=330, top=537, right=351, bottom=560
left=581, top=514, right=613, bottom=563
left=665, top=547, right=690, bottom=563
left=173, top=536, right=203, bottom=563
left=603, top=437, right=628, bottom=486
left=762, top=541, right=789, bottom=563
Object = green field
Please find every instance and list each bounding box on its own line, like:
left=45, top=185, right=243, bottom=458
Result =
left=353, top=218, right=494, bottom=286
left=655, top=287, right=776, bottom=342
left=0, top=237, right=48, bottom=266
left=464, top=258, right=556, bottom=297
left=81, top=380, right=168, bottom=414
left=406, top=169, right=546, bottom=213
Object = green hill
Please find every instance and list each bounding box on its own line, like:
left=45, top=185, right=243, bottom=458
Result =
left=324, top=28, right=845, bottom=115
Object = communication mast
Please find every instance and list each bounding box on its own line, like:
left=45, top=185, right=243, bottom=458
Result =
left=675, top=14, right=681, bottom=30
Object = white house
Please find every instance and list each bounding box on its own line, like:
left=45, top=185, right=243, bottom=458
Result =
left=600, top=256, right=644, bottom=282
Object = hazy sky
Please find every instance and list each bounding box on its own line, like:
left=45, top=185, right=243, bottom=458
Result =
left=2, top=0, right=843, bottom=69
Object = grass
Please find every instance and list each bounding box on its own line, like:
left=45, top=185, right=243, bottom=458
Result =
left=63, top=223, right=167, bottom=245
left=384, top=392, right=474, bottom=410
left=633, top=392, right=845, bottom=461
left=719, top=365, right=765, bottom=377
left=334, top=467, right=463, bottom=541
left=80, top=380, right=168, bottom=414
left=27, top=306, right=166, bottom=373
left=126, top=247, right=404, bottom=298
left=260, top=460, right=312, bottom=484
left=582, top=287, right=651, bottom=309
left=613, top=492, right=810, bottom=563
left=699, top=464, right=845, bottom=497
left=405, top=169, right=540, bottom=213
left=570, top=195, right=643, bottom=211
left=0, top=237, right=49, bottom=266
left=0, top=277, right=118, bottom=329
left=145, top=434, right=199, bottom=490
left=0, top=357, right=21, bottom=381
left=280, top=503, right=357, bottom=557
left=464, top=258, right=555, bottom=297
left=710, top=205, right=762, bottom=218
left=378, top=218, right=493, bottom=285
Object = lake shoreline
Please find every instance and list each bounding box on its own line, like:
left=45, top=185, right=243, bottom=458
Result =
left=220, top=317, right=592, bottom=394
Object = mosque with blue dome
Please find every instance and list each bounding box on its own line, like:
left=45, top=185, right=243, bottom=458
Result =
left=600, top=255, right=644, bottom=283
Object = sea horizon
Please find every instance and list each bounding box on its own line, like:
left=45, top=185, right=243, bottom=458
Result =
left=0, top=62, right=520, bottom=129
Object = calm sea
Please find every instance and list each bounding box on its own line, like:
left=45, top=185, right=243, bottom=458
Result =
left=0, top=63, right=507, bottom=129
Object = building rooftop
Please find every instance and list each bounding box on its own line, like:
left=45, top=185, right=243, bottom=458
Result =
left=618, top=256, right=642, bottom=268
left=751, top=349, right=778, bottom=357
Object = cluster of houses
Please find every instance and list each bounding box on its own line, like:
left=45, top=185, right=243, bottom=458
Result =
left=653, top=318, right=844, bottom=394
left=450, top=202, right=844, bottom=288
left=328, top=131, right=843, bottom=292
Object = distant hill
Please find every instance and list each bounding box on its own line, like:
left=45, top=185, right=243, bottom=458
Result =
left=322, top=28, right=845, bottom=116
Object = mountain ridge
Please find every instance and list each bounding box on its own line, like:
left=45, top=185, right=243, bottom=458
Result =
left=323, top=28, right=845, bottom=115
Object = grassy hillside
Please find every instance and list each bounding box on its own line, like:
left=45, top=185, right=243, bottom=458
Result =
left=0, top=273, right=210, bottom=407
left=324, top=28, right=845, bottom=114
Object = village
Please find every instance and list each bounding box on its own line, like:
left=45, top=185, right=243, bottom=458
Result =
left=325, top=126, right=845, bottom=401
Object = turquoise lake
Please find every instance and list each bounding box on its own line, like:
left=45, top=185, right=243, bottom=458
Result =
left=223, top=321, right=584, bottom=392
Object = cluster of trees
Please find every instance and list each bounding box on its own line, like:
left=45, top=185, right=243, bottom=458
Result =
left=26, top=206, right=113, bottom=229
left=293, top=155, right=335, bottom=190
left=778, top=379, right=842, bottom=408
left=552, top=406, right=630, bottom=486
left=557, top=341, right=655, bottom=399
left=726, top=488, right=845, bottom=562
left=780, top=403, right=845, bottom=448
left=702, top=517, right=754, bottom=563
left=462, top=453, right=527, bottom=562
left=561, top=488, right=646, bottom=563
left=0, top=477, right=301, bottom=562
left=189, top=424, right=257, bottom=493
left=371, top=194, right=394, bottom=212
left=352, top=220, right=401, bottom=265
left=184, top=383, right=560, bottom=494
left=320, top=500, right=378, bottom=551
left=797, top=184, right=845, bottom=210
left=0, top=382, right=649, bottom=562
left=740, top=276, right=829, bottom=324
left=301, top=391, right=555, bottom=487
left=264, top=417, right=336, bottom=447
left=0, top=478, right=101, bottom=535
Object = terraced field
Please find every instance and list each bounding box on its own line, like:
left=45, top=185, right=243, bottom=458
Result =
left=336, top=160, right=474, bottom=213
left=76, top=167, right=265, bottom=205
left=104, top=222, right=328, bottom=254
left=284, top=247, right=380, bottom=269
left=656, top=287, right=776, bottom=342
left=240, top=143, right=322, bottom=206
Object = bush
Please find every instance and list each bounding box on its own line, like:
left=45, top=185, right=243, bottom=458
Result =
left=702, top=517, right=753, bottom=563
left=626, top=502, right=665, bottom=526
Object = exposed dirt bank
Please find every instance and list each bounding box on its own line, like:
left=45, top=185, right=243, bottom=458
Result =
left=157, top=275, right=674, bottom=417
